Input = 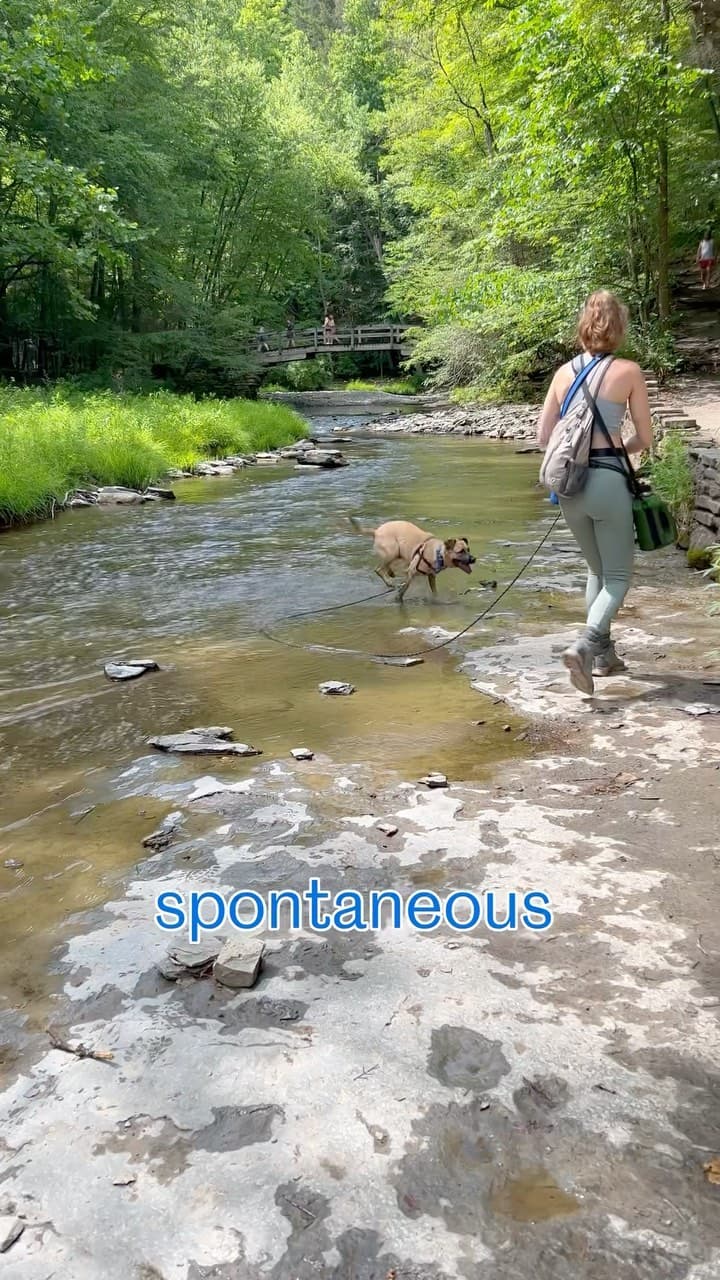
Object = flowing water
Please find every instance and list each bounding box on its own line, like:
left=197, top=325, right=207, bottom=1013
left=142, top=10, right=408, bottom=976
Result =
left=0, top=425, right=577, bottom=1018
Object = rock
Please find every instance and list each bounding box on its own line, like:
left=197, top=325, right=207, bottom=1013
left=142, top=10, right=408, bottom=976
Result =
left=318, top=681, right=355, bottom=696
left=193, top=462, right=236, bottom=477
left=376, top=822, right=399, bottom=837
left=167, top=467, right=192, bottom=479
left=0, top=1216, right=24, bottom=1254
left=142, top=810, right=185, bottom=850
left=3, top=859, right=24, bottom=870
left=296, top=449, right=348, bottom=468
left=96, top=486, right=145, bottom=505
left=222, top=456, right=249, bottom=467
left=146, top=486, right=176, bottom=501
left=68, top=495, right=95, bottom=508
left=681, top=703, right=720, bottom=717
left=104, top=659, right=159, bottom=681
left=214, top=939, right=265, bottom=990
left=148, top=726, right=262, bottom=756
left=159, top=938, right=224, bottom=980
left=112, top=1174, right=137, bottom=1186
left=254, top=452, right=283, bottom=464
left=419, top=772, right=448, bottom=788
left=291, top=747, right=314, bottom=760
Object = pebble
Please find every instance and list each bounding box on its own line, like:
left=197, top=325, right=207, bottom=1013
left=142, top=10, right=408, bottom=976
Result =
left=291, top=747, right=314, bottom=760
left=376, top=822, right=399, bottom=837
left=419, top=773, right=448, bottom=788
left=214, top=939, right=265, bottom=989
left=3, top=859, right=24, bottom=870
left=148, top=726, right=261, bottom=756
left=0, top=1216, right=24, bottom=1254
left=318, top=681, right=355, bottom=696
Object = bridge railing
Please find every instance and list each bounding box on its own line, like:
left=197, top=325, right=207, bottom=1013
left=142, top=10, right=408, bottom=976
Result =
left=253, top=323, right=409, bottom=354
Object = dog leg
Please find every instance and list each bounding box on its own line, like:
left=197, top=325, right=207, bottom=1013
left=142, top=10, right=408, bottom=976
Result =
left=428, top=573, right=437, bottom=596
left=375, top=565, right=395, bottom=587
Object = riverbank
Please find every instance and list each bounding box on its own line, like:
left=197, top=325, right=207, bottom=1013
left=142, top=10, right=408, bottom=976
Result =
left=352, top=400, right=540, bottom=440
left=1, top=517, right=719, bottom=1276
left=0, top=388, right=307, bottom=527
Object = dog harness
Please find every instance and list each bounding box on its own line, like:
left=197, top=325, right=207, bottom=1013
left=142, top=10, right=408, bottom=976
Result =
left=410, top=538, right=444, bottom=576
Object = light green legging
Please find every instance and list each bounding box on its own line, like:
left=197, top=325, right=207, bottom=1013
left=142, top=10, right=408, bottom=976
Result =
left=559, top=466, right=634, bottom=637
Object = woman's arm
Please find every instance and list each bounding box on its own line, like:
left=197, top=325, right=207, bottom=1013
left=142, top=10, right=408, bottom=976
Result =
left=624, top=367, right=653, bottom=455
left=536, top=375, right=562, bottom=448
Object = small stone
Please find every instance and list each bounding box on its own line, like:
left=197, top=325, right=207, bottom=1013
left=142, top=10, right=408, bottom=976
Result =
left=682, top=703, right=720, bottom=717
left=213, top=939, right=265, bottom=989
left=503, top=724, right=512, bottom=732
left=146, top=487, right=176, bottom=501
left=142, top=810, right=184, bottom=850
left=112, top=1174, right=137, bottom=1186
left=296, top=449, right=348, bottom=468
left=148, top=727, right=261, bottom=756
left=318, top=681, right=355, bottom=696
left=376, top=822, right=399, bottom=837
left=3, top=859, right=23, bottom=870
left=419, top=773, right=448, bottom=788
left=68, top=495, right=95, bottom=508
left=0, top=1216, right=24, bottom=1254
left=157, top=957, right=187, bottom=981
left=291, top=747, right=314, bottom=760
left=105, top=659, right=159, bottom=681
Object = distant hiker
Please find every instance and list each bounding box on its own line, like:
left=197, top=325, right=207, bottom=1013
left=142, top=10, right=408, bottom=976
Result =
left=323, top=312, right=336, bottom=345
left=256, top=327, right=269, bottom=353
left=537, top=290, right=653, bottom=696
left=697, top=228, right=716, bottom=290
left=285, top=319, right=295, bottom=349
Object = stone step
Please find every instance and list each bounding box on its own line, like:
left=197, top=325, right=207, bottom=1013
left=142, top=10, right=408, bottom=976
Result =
left=656, top=416, right=699, bottom=431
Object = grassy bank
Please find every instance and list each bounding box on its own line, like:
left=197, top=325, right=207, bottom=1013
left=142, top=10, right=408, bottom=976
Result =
left=0, top=388, right=307, bottom=526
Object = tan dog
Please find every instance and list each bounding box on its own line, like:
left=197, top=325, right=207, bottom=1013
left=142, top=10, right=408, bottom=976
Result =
left=350, top=517, right=475, bottom=602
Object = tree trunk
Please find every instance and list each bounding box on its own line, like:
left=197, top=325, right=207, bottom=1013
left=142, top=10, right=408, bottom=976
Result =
left=657, top=0, right=671, bottom=324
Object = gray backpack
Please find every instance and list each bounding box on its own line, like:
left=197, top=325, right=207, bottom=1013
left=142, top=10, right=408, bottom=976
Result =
left=540, top=355, right=612, bottom=498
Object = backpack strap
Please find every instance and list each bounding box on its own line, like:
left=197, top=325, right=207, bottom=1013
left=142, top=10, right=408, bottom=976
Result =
left=560, top=353, right=601, bottom=416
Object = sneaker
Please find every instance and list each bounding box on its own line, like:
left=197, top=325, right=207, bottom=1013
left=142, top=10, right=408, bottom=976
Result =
left=593, top=642, right=627, bottom=678
left=562, top=642, right=595, bottom=695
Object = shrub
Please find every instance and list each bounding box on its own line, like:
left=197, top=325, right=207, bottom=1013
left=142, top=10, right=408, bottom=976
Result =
left=648, top=431, right=694, bottom=543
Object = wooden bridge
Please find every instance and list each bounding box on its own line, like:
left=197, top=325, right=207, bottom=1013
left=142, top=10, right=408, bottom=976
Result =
left=254, top=323, right=412, bottom=364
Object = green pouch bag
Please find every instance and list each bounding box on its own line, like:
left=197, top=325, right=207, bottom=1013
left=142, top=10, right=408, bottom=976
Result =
left=632, top=490, right=677, bottom=551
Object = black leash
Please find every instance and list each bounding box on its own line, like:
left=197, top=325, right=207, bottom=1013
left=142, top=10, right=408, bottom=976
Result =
left=260, top=515, right=562, bottom=664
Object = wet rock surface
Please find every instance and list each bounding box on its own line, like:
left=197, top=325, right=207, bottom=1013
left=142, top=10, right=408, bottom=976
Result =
left=148, top=726, right=262, bottom=756
left=1, top=561, right=720, bottom=1277
left=104, top=658, right=160, bottom=681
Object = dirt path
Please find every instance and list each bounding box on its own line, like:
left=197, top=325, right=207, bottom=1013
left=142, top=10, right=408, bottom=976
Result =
left=1, top=533, right=719, bottom=1278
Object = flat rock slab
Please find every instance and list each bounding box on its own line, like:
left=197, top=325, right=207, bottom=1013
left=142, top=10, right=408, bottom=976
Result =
left=142, top=810, right=185, bottom=850
left=105, top=659, right=160, bottom=682
left=96, top=486, right=147, bottom=504
left=0, top=1216, right=25, bottom=1253
left=146, top=486, right=176, bottom=500
left=148, top=726, right=261, bottom=756
left=376, top=822, right=399, bottom=837
left=159, top=938, right=224, bottom=980
left=318, top=681, right=355, bottom=696
left=214, top=939, right=265, bottom=989
left=291, top=747, right=314, bottom=760
left=420, top=772, right=449, bottom=788
left=296, top=450, right=348, bottom=468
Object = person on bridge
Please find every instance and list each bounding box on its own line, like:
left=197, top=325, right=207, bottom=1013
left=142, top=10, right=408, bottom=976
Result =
left=697, top=228, right=716, bottom=290
left=256, top=327, right=270, bottom=353
left=285, top=319, right=295, bottom=349
left=536, top=290, right=653, bottom=695
left=323, top=312, right=336, bottom=345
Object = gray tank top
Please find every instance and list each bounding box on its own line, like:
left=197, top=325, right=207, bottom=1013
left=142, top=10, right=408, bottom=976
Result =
left=567, top=354, right=626, bottom=434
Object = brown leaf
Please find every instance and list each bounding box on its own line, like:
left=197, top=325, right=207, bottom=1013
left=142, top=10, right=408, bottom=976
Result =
left=703, top=1158, right=720, bottom=1184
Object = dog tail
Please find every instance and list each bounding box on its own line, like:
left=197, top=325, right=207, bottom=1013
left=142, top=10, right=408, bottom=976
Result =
left=348, top=515, right=376, bottom=536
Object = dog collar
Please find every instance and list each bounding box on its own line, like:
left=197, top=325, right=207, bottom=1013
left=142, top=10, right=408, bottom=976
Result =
left=411, top=539, right=443, bottom=576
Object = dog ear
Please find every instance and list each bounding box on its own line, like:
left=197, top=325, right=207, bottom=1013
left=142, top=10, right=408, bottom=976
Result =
left=444, top=538, right=456, bottom=550
left=461, top=537, right=470, bottom=546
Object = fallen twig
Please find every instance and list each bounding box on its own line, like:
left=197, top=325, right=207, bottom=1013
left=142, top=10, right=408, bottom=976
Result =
left=46, top=1029, right=114, bottom=1063
left=353, top=1062, right=379, bottom=1081
left=282, top=1195, right=316, bottom=1227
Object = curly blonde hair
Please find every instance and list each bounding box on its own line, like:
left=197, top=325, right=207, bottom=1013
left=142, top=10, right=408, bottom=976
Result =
left=576, top=291, right=628, bottom=355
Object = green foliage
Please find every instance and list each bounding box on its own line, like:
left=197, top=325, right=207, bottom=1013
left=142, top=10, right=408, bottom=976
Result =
left=380, top=0, right=707, bottom=391
left=649, top=431, right=695, bottom=542
left=687, top=547, right=714, bottom=572
left=264, top=359, right=334, bottom=391
left=0, top=387, right=305, bottom=524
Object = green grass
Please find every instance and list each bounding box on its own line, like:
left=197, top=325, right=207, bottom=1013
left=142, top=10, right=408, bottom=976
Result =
left=648, top=430, right=695, bottom=544
left=0, top=387, right=307, bottom=526
left=344, top=377, right=422, bottom=395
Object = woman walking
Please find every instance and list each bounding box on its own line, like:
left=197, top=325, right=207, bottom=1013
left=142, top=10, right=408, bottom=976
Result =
left=537, top=291, right=653, bottom=695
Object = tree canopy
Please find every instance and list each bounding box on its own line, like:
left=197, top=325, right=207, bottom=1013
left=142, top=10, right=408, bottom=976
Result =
left=1, top=0, right=718, bottom=393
